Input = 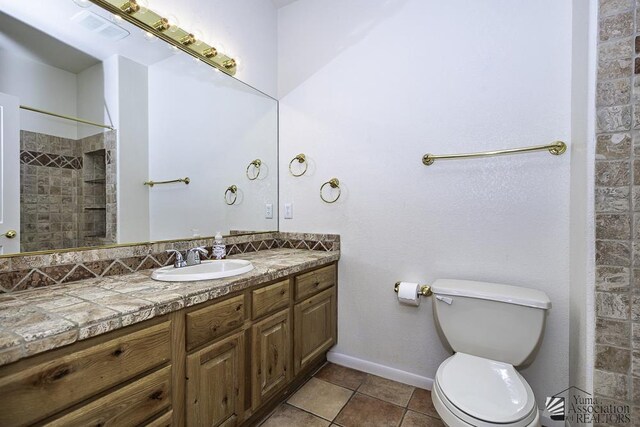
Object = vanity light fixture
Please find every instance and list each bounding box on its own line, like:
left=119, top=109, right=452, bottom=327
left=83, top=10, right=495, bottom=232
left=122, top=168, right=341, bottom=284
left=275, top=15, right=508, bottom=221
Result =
left=89, top=0, right=238, bottom=76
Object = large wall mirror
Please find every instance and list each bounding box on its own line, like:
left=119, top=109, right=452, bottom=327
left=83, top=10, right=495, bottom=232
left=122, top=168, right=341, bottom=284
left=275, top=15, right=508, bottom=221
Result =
left=0, top=0, right=278, bottom=256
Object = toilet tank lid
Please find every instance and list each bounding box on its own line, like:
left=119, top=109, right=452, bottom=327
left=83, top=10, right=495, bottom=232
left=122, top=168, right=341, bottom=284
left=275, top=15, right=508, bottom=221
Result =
left=431, top=279, right=551, bottom=309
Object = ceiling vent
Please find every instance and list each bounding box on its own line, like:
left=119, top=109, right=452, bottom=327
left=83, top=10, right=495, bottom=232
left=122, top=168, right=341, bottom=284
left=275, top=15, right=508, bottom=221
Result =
left=71, top=10, right=130, bottom=41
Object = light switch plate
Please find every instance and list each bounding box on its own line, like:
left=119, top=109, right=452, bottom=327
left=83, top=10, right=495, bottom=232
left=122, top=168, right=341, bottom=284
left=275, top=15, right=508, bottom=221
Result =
left=265, top=203, right=273, bottom=219
left=284, top=203, right=293, bottom=219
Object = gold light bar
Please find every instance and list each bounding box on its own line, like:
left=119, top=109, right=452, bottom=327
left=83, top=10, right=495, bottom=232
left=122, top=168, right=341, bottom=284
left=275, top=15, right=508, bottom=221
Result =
left=422, top=141, right=567, bottom=166
left=89, top=0, right=238, bottom=76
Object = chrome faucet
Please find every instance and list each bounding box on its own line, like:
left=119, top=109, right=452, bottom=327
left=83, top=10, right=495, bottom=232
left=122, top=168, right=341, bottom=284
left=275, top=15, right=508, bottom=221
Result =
left=166, top=249, right=187, bottom=268
left=186, top=247, right=209, bottom=266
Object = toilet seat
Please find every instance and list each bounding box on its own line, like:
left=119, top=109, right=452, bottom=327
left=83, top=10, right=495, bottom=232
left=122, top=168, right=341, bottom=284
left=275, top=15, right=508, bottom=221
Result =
left=433, top=353, right=539, bottom=427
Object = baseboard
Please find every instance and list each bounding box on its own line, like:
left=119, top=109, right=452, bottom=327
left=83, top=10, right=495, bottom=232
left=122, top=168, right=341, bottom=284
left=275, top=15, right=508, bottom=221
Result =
left=327, top=350, right=434, bottom=390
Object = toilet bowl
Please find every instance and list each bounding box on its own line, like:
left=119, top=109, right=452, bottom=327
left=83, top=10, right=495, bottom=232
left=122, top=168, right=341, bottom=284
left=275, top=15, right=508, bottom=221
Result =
left=429, top=279, right=551, bottom=427
left=432, top=353, right=540, bottom=427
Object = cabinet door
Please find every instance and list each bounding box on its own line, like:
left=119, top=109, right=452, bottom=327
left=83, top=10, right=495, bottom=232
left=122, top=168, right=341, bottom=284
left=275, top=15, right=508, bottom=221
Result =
left=294, top=287, right=336, bottom=375
left=186, top=332, right=244, bottom=427
left=251, top=309, right=291, bottom=410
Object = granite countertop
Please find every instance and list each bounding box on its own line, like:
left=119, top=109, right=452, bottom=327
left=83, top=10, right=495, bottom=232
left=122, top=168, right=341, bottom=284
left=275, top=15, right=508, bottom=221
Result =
left=0, top=248, right=339, bottom=367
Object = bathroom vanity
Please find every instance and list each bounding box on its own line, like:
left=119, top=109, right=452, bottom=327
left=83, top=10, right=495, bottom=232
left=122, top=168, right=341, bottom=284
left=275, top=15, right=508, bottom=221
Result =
left=0, top=248, right=338, bottom=426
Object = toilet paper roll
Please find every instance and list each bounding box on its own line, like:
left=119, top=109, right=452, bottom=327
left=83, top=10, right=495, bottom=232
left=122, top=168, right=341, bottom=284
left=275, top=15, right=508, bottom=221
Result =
left=397, top=281, right=421, bottom=306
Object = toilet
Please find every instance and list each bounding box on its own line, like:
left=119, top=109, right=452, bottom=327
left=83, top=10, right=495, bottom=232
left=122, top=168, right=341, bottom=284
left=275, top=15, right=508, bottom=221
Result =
left=429, top=279, right=551, bottom=427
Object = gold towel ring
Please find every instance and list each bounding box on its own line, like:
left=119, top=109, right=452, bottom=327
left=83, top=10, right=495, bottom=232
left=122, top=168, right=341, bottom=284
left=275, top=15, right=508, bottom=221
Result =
left=225, top=185, right=238, bottom=205
left=320, top=178, right=341, bottom=203
left=246, top=159, right=262, bottom=180
left=288, top=153, right=308, bottom=177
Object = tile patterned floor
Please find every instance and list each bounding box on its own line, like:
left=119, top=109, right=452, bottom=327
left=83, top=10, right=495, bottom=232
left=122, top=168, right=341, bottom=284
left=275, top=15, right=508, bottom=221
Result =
left=260, top=363, right=444, bottom=427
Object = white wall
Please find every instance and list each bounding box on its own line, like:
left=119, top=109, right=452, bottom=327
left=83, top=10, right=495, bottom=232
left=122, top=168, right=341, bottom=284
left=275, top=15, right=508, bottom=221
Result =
left=76, top=62, right=106, bottom=139
left=109, top=55, right=150, bottom=243
left=569, top=0, right=596, bottom=395
left=148, top=54, right=278, bottom=240
left=0, top=48, right=78, bottom=139
left=278, top=0, right=573, bottom=409
left=150, top=0, right=278, bottom=97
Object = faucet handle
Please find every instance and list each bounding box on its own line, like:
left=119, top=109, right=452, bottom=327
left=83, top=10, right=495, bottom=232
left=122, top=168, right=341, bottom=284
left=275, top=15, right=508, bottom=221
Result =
left=189, top=246, right=209, bottom=256
left=186, top=247, right=208, bottom=266
left=166, top=249, right=186, bottom=268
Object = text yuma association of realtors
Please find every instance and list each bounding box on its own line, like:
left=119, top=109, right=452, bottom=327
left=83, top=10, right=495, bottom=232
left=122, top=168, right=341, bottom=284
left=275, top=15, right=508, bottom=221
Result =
left=567, top=396, right=630, bottom=424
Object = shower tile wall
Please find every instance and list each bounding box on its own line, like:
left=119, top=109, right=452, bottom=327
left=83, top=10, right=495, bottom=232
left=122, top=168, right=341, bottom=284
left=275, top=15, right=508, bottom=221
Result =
left=594, top=0, right=640, bottom=415
left=20, top=131, right=82, bottom=252
left=19, top=130, right=117, bottom=253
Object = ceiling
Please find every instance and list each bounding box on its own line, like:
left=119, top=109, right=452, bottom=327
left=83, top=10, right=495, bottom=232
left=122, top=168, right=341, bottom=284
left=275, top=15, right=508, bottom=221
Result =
left=271, top=0, right=299, bottom=9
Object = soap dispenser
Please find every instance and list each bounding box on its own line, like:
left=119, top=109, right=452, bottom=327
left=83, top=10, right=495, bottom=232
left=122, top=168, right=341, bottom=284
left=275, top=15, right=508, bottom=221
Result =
left=213, top=232, right=226, bottom=260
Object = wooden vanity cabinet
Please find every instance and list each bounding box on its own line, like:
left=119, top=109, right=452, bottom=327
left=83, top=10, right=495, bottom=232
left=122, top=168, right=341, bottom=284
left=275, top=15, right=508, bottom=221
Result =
left=0, top=261, right=337, bottom=427
left=0, top=313, right=183, bottom=427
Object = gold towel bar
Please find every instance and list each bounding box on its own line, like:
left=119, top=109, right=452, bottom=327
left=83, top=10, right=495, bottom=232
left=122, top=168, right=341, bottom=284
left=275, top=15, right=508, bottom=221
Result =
left=422, top=141, right=567, bottom=166
left=144, top=177, right=190, bottom=187
left=20, top=105, right=115, bottom=130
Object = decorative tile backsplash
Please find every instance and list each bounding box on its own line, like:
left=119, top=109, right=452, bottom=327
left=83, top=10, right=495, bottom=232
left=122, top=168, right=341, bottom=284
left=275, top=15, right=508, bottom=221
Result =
left=0, top=232, right=339, bottom=293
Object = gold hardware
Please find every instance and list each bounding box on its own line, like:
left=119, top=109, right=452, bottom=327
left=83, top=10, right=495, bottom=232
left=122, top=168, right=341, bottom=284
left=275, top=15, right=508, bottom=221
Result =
left=394, top=282, right=432, bottom=297
left=180, top=33, right=196, bottom=45
left=422, top=141, right=567, bottom=166
left=91, top=0, right=238, bottom=76
left=120, top=0, right=139, bottom=13
left=225, top=185, right=238, bottom=205
left=20, top=105, right=115, bottom=130
left=144, top=177, right=190, bottom=187
left=288, top=154, right=308, bottom=177
left=152, top=18, right=170, bottom=31
left=246, top=159, right=262, bottom=180
left=320, top=178, right=341, bottom=204
left=3, top=230, right=17, bottom=239
left=203, top=47, right=218, bottom=58
left=223, top=59, right=237, bottom=70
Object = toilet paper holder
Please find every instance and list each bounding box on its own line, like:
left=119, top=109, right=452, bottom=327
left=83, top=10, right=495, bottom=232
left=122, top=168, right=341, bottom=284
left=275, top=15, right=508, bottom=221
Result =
left=394, top=282, right=433, bottom=297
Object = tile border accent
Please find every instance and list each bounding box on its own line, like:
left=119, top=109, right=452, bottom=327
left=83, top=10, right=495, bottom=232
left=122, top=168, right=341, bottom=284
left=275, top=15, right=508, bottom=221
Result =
left=20, top=150, right=83, bottom=170
left=0, top=232, right=339, bottom=293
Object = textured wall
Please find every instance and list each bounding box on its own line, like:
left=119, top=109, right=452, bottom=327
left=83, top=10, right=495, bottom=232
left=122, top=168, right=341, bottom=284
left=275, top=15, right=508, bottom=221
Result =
left=594, top=0, right=640, bottom=413
left=278, top=0, right=572, bottom=410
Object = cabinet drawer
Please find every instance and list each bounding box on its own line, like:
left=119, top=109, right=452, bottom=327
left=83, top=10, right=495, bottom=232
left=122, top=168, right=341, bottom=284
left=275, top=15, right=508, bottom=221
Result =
left=252, top=280, right=290, bottom=319
left=187, top=294, right=245, bottom=351
left=0, top=321, right=172, bottom=427
left=295, top=264, right=336, bottom=301
left=45, top=366, right=172, bottom=427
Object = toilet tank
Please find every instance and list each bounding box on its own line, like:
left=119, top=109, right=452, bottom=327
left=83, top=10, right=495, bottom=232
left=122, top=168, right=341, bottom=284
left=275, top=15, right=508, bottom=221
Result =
left=431, top=279, right=551, bottom=367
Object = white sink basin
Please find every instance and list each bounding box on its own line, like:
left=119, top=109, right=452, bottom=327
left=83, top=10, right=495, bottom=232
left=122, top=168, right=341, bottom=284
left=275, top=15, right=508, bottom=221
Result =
left=151, top=260, right=254, bottom=282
